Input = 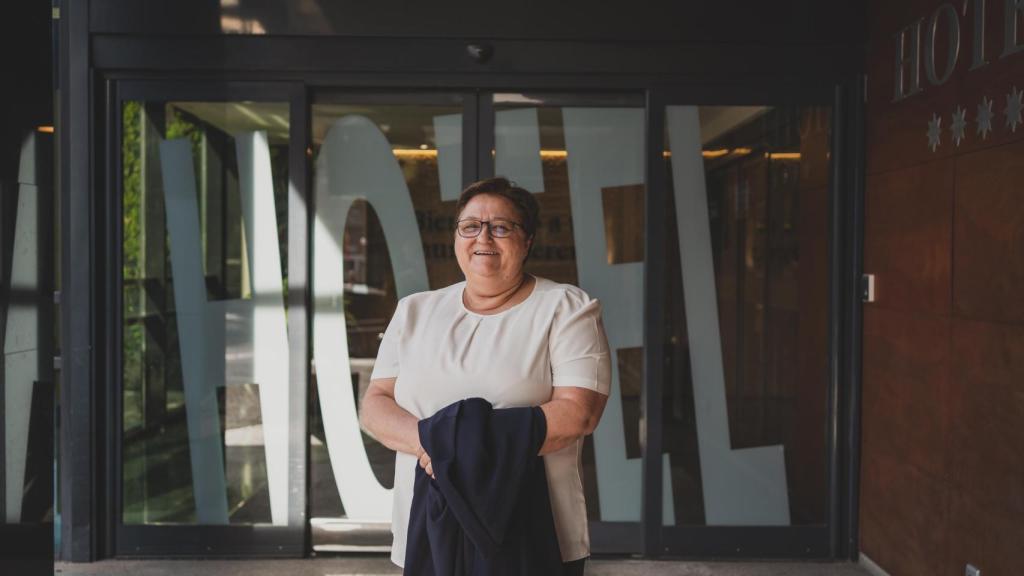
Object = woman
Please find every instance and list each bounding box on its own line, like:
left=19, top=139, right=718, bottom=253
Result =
left=360, top=177, right=611, bottom=575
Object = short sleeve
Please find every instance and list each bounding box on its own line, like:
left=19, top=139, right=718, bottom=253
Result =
left=549, top=291, right=612, bottom=395
left=370, top=297, right=408, bottom=381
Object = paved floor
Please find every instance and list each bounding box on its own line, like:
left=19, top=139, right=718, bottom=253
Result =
left=56, top=557, right=872, bottom=575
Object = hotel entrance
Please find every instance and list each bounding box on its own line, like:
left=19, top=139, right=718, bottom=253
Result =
left=110, top=77, right=847, bottom=559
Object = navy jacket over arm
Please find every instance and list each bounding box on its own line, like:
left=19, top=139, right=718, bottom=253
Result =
left=404, top=397, right=564, bottom=576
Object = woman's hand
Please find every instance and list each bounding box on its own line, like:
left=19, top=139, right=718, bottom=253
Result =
left=416, top=445, right=435, bottom=479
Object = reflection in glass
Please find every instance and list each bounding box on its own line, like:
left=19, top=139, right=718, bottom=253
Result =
left=308, top=94, right=649, bottom=547
left=493, top=95, right=656, bottom=524
left=3, top=131, right=55, bottom=528
left=309, top=100, right=462, bottom=550
left=663, top=105, right=831, bottom=526
left=121, top=101, right=290, bottom=525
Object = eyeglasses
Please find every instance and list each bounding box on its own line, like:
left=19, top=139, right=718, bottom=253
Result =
left=456, top=218, right=522, bottom=238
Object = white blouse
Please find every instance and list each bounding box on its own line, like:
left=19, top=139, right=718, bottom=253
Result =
left=370, top=276, right=612, bottom=566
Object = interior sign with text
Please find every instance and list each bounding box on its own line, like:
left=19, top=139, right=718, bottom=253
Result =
left=892, top=0, right=1024, bottom=150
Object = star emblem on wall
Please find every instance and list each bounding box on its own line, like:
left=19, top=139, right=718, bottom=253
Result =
left=950, top=106, right=967, bottom=146
left=924, top=86, right=1024, bottom=151
left=927, top=112, right=942, bottom=152
left=1005, top=86, right=1023, bottom=132
left=976, top=96, right=994, bottom=139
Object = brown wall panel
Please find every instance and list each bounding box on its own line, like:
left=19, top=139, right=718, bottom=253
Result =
left=863, top=0, right=1024, bottom=573
left=953, top=140, right=1024, bottom=324
left=863, top=161, right=953, bottom=316
left=861, top=307, right=952, bottom=480
left=947, top=320, right=1024, bottom=519
left=945, top=488, right=1024, bottom=576
left=859, top=446, right=949, bottom=576
left=859, top=306, right=953, bottom=575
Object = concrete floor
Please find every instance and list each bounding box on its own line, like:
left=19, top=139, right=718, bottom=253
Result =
left=56, top=557, right=872, bottom=576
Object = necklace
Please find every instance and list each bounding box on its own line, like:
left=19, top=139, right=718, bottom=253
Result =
left=463, top=274, right=528, bottom=314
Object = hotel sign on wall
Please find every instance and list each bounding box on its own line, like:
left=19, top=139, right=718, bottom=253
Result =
left=892, top=0, right=1024, bottom=150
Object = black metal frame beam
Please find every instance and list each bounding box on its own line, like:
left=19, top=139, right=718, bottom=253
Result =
left=589, top=521, right=643, bottom=555
left=833, top=75, right=866, bottom=562
left=59, top=0, right=97, bottom=562
left=642, top=89, right=667, bottom=557
left=89, top=35, right=862, bottom=83
left=114, top=525, right=302, bottom=557
left=85, top=0, right=866, bottom=44
left=846, top=75, right=866, bottom=562
left=100, top=74, right=116, bottom=561
left=475, top=94, right=495, bottom=180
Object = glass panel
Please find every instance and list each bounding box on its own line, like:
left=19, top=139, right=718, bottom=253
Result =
left=662, top=105, right=831, bottom=526
left=492, top=94, right=651, bottom=524
left=121, top=100, right=292, bottom=525
left=2, top=130, right=55, bottom=528
left=309, top=93, right=648, bottom=551
left=309, top=96, right=463, bottom=550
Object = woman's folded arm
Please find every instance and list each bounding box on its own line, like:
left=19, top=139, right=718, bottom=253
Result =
left=360, top=377, right=422, bottom=456
left=538, top=386, right=608, bottom=455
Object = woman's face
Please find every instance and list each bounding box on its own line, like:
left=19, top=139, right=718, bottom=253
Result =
left=454, top=193, right=532, bottom=284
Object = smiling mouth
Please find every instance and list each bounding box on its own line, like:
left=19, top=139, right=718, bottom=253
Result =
left=473, top=251, right=499, bottom=256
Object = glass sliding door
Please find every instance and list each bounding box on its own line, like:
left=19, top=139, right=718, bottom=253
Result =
left=307, top=91, right=657, bottom=554
left=308, top=93, right=468, bottom=551
left=115, top=82, right=307, bottom=555
left=489, top=93, right=649, bottom=552
left=110, top=84, right=841, bottom=560
left=657, top=102, right=834, bottom=555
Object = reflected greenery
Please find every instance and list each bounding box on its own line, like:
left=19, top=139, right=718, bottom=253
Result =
left=121, top=100, right=287, bottom=525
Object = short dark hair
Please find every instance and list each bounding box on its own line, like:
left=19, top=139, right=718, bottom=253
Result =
left=454, top=177, right=540, bottom=241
